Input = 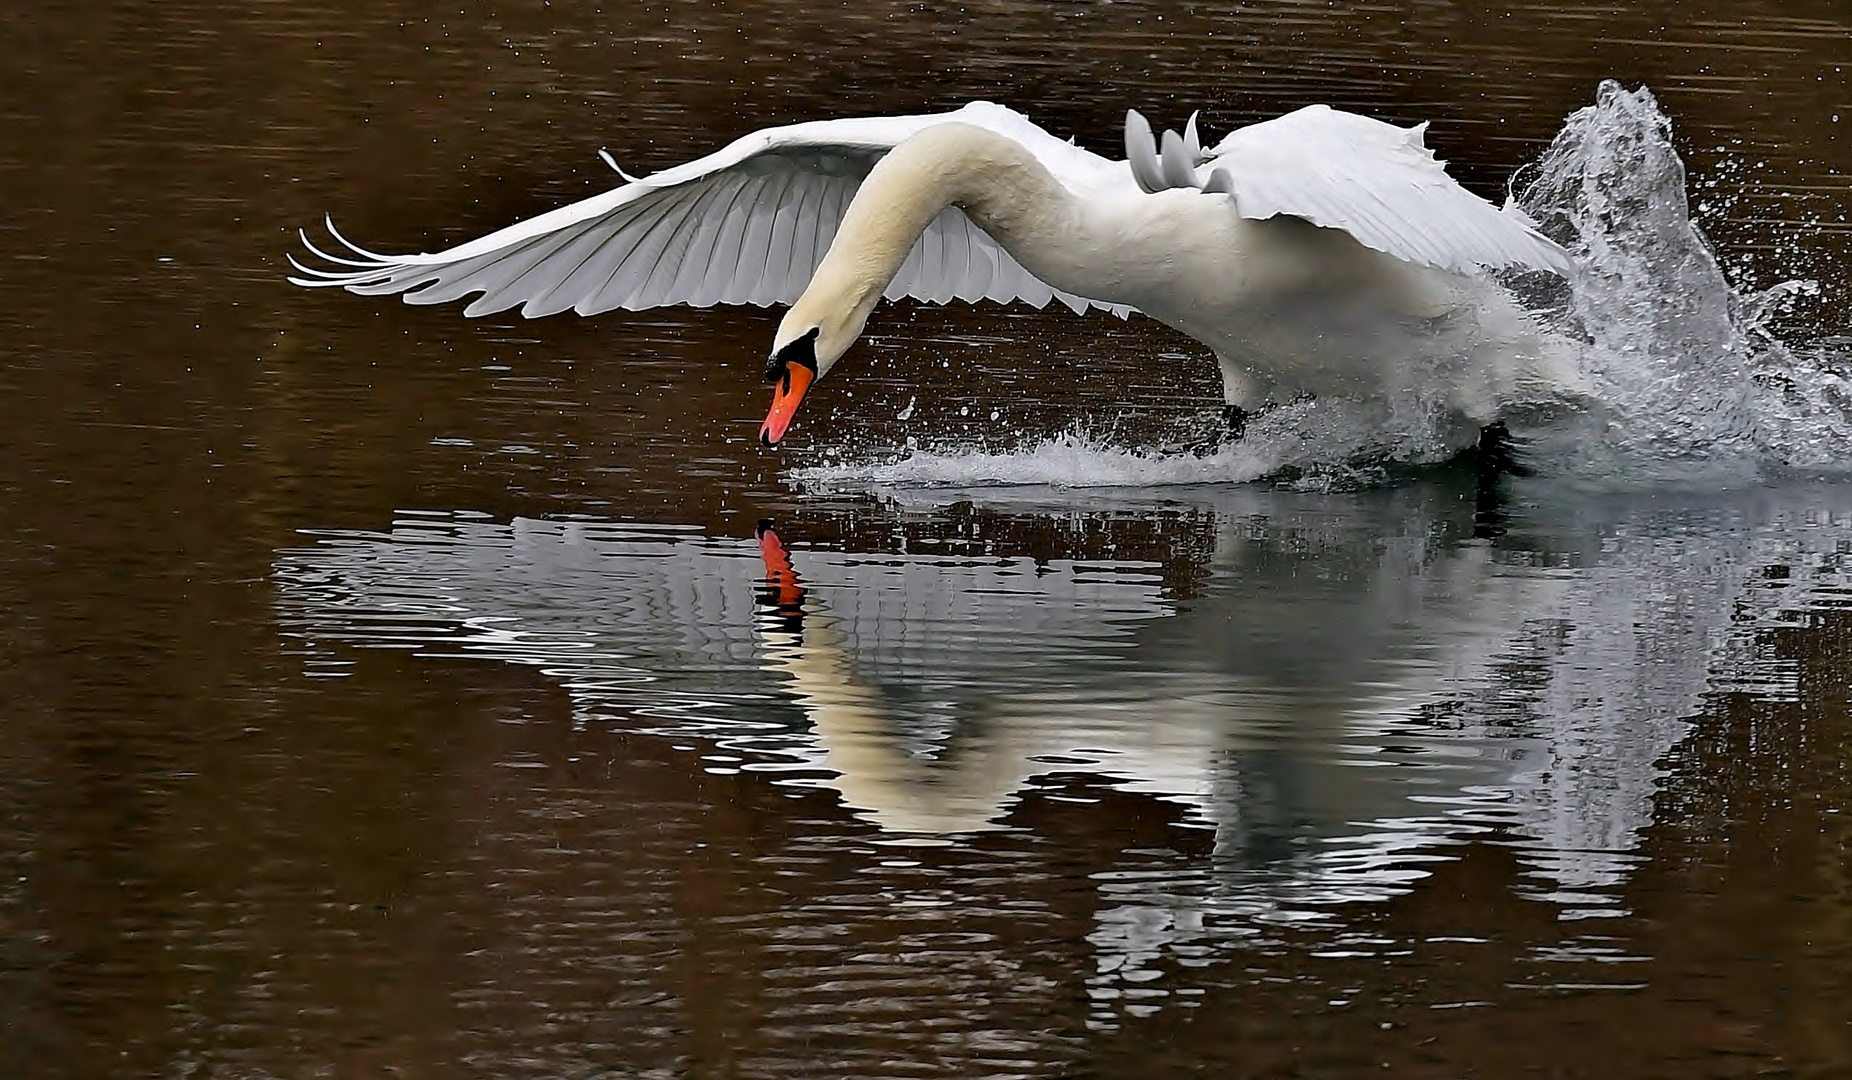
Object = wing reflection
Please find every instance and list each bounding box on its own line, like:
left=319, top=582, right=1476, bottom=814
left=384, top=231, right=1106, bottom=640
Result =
left=273, top=485, right=1852, bottom=927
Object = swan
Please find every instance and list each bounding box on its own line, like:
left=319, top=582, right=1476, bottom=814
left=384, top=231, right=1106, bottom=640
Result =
left=290, top=101, right=1577, bottom=450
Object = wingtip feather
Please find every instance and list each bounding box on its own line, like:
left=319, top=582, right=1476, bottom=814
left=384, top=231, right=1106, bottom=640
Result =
left=322, top=215, right=394, bottom=262
left=598, top=147, right=643, bottom=183
left=1125, top=109, right=1166, bottom=195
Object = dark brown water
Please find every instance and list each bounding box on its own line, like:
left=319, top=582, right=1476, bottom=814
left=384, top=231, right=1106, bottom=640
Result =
left=4, top=2, right=1852, bottom=1077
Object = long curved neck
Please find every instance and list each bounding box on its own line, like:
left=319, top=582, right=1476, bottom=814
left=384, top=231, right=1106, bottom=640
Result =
left=786, top=123, right=1077, bottom=350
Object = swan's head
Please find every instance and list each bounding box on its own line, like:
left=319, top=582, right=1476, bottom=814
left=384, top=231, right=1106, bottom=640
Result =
left=759, top=292, right=876, bottom=447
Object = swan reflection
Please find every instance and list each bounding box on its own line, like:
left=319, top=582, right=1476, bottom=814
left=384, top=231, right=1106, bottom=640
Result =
left=274, top=483, right=1852, bottom=931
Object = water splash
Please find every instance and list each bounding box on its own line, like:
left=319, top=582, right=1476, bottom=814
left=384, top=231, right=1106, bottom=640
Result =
left=796, top=82, right=1850, bottom=494
left=1749, top=324, right=1852, bottom=472
left=1515, top=80, right=1848, bottom=480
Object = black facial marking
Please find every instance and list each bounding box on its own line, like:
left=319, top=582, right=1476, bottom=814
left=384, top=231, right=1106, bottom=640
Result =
left=765, top=327, right=820, bottom=383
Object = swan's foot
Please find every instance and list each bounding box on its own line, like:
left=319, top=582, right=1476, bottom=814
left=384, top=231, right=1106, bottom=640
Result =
left=1473, top=421, right=1533, bottom=539
left=1475, top=421, right=1534, bottom=481
left=1221, top=404, right=1249, bottom=442
left=1155, top=403, right=1250, bottom=457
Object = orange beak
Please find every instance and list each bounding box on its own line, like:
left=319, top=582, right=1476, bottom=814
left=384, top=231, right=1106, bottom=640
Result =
left=759, top=359, right=814, bottom=447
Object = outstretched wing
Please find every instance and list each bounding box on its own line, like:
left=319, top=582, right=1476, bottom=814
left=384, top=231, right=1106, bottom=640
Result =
left=290, top=105, right=1129, bottom=319
left=1124, top=105, right=1573, bottom=276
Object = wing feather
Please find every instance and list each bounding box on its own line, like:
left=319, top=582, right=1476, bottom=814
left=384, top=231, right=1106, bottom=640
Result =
left=1198, top=104, right=1572, bottom=276
left=453, top=231, right=585, bottom=314
left=605, top=184, right=707, bottom=311
left=756, top=172, right=809, bottom=305
left=291, top=104, right=1135, bottom=321
left=783, top=176, right=826, bottom=302
left=634, top=179, right=728, bottom=309
left=963, top=215, right=997, bottom=301
left=690, top=174, right=758, bottom=307
left=516, top=213, right=633, bottom=317
left=576, top=203, right=669, bottom=314
left=735, top=169, right=793, bottom=306
left=947, top=213, right=978, bottom=303
left=943, top=213, right=970, bottom=303
left=666, top=173, right=749, bottom=306
left=551, top=203, right=653, bottom=315
left=921, top=211, right=946, bottom=302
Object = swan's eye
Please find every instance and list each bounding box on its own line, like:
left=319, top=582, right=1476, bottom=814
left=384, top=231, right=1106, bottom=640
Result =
left=766, top=327, right=821, bottom=383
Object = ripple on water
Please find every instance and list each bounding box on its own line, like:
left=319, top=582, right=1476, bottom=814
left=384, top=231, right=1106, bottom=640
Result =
left=271, top=473, right=1852, bottom=1038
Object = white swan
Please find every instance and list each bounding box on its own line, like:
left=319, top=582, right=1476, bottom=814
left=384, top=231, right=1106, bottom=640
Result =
left=290, top=101, right=1576, bottom=448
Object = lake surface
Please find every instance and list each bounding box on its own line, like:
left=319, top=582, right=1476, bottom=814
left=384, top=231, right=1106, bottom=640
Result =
left=3, top=1, right=1851, bottom=1077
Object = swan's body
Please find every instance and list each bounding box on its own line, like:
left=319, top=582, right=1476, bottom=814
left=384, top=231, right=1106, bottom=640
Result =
left=292, top=101, right=1577, bottom=448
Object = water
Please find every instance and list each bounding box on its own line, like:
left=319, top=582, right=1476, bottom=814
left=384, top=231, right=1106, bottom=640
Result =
left=4, top=2, right=1852, bottom=1077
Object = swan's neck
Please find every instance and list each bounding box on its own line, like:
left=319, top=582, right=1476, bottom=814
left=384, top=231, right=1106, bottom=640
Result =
left=782, top=123, right=1074, bottom=365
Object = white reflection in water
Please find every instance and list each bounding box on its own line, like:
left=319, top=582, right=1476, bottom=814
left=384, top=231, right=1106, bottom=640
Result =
left=275, top=482, right=1852, bottom=977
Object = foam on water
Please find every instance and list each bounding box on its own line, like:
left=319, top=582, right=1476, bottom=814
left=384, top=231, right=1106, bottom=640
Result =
left=795, top=82, right=1851, bottom=495
left=794, top=395, right=1450, bottom=494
